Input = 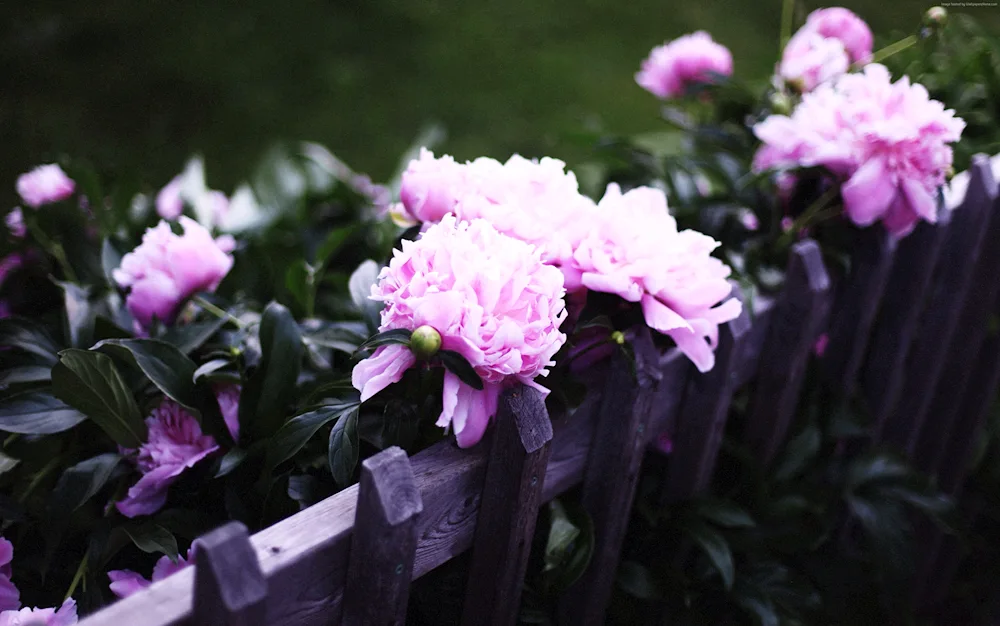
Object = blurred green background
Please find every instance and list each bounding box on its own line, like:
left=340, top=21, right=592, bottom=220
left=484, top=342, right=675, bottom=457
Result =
left=1, top=0, right=997, bottom=195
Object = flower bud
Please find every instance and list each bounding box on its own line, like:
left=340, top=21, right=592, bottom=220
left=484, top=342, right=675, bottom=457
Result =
left=924, top=6, right=947, bottom=28
left=611, top=330, right=626, bottom=345
left=410, top=325, right=442, bottom=359
left=769, top=91, right=794, bottom=115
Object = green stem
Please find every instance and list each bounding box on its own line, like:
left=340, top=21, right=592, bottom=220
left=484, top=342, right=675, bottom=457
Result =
left=26, top=218, right=78, bottom=283
left=869, top=34, right=918, bottom=65
left=65, top=551, right=89, bottom=600
left=192, top=295, right=245, bottom=329
left=780, top=0, right=795, bottom=51
left=776, top=186, right=840, bottom=249
left=18, top=454, right=61, bottom=503
left=3, top=434, right=19, bottom=448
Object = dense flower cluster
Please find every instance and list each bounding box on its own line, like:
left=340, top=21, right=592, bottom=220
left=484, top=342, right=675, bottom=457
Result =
left=635, top=31, right=733, bottom=99
left=113, top=217, right=235, bottom=328
left=15, top=165, right=75, bottom=208
left=754, top=64, right=965, bottom=236
left=353, top=216, right=568, bottom=447
left=779, top=7, right=872, bottom=91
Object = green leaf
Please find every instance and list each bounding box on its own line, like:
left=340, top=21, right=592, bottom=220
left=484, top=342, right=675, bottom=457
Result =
left=51, top=349, right=144, bottom=447
left=193, top=359, right=231, bottom=382
left=438, top=350, right=484, bottom=391
left=732, top=582, right=780, bottom=626
left=159, top=318, right=228, bottom=355
left=50, top=453, right=122, bottom=512
left=0, top=451, right=20, bottom=476
left=56, top=281, right=94, bottom=349
left=284, top=260, right=311, bottom=311
left=695, top=500, right=756, bottom=528
left=356, top=328, right=412, bottom=353
left=681, top=520, right=735, bottom=590
left=264, top=402, right=359, bottom=473
left=0, top=391, right=87, bottom=434
left=303, top=322, right=368, bottom=354
left=0, top=365, right=52, bottom=386
left=616, top=561, right=663, bottom=601
left=241, top=302, right=304, bottom=440
left=122, top=524, right=179, bottom=560
left=101, top=238, right=123, bottom=288
left=328, top=405, right=359, bottom=487
left=349, top=260, right=383, bottom=333
left=0, top=318, right=61, bottom=365
left=315, top=225, right=357, bottom=267
left=846, top=454, right=912, bottom=492
left=94, top=339, right=202, bottom=413
left=215, top=447, right=248, bottom=478
left=542, top=499, right=594, bottom=592
left=773, top=423, right=821, bottom=483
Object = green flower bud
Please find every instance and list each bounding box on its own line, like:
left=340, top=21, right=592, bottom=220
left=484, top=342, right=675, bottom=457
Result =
left=410, top=325, right=442, bottom=359
left=611, top=330, right=626, bottom=345
left=769, top=91, right=794, bottom=116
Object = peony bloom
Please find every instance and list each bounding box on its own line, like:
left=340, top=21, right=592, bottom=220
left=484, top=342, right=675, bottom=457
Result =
left=352, top=216, right=567, bottom=448
left=754, top=64, right=965, bottom=237
left=155, top=176, right=184, bottom=220
left=779, top=31, right=850, bottom=92
left=113, top=217, right=234, bottom=328
left=15, top=165, right=75, bottom=209
left=636, top=31, right=733, bottom=99
left=804, top=7, right=873, bottom=64
left=564, top=184, right=742, bottom=372
left=0, top=539, right=18, bottom=612
left=108, top=548, right=195, bottom=599
left=0, top=599, right=77, bottom=626
left=4, top=210, right=24, bottom=239
left=115, top=387, right=239, bottom=517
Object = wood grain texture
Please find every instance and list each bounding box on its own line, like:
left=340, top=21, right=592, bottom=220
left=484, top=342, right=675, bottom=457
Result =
left=343, top=447, right=422, bottom=626
left=890, top=155, right=998, bottom=458
left=744, top=240, right=831, bottom=466
left=462, top=387, right=552, bottom=626
left=192, top=521, right=267, bottom=626
left=647, top=349, right=692, bottom=449
left=734, top=294, right=777, bottom=388
left=819, top=225, right=897, bottom=396
left=662, top=293, right=752, bottom=502
left=558, top=326, right=662, bottom=626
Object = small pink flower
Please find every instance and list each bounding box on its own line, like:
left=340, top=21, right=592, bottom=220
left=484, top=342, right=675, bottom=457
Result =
left=155, top=176, right=184, bottom=220
left=15, top=165, right=75, bottom=209
left=113, top=217, right=234, bottom=328
left=0, top=599, right=77, bottom=626
left=636, top=31, right=733, bottom=99
left=779, top=30, right=850, bottom=92
left=805, top=7, right=873, bottom=64
left=4, top=210, right=24, bottom=239
left=352, top=216, right=568, bottom=448
left=215, top=384, right=241, bottom=441
left=108, top=548, right=195, bottom=599
left=0, top=539, right=18, bottom=612
left=739, top=210, right=760, bottom=231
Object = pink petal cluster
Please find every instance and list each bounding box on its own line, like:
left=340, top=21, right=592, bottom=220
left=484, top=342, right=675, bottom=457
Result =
left=116, top=388, right=239, bottom=517
left=754, top=64, right=965, bottom=237
left=779, top=7, right=872, bottom=91
left=352, top=216, right=567, bottom=448
left=113, top=217, right=235, bottom=328
left=155, top=176, right=229, bottom=224
left=635, top=31, right=733, bottom=99
left=564, top=185, right=742, bottom=372
left=15, top=165, right=75, bottom=209
left=4, top=210, right=24, bottom=239
left=0, top=599, right=77, bottom=626
left=0, top=540, right=18, bottom=612
left=108, top=548, right=195, bottom=599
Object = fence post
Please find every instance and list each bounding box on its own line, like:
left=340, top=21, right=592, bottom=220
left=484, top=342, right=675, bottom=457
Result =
left=192, top=521, right=267, bottom=626
left=343, top=446, right=423, bottom=626
left=744, top=239, right=831, bottom=466
left=819, top=225, right=896, bottom=397
left=461, top=386, right=552, bottom=626
left=662, top=293, right=751, bottom=502
left=558, top=326, right=660, bottom=626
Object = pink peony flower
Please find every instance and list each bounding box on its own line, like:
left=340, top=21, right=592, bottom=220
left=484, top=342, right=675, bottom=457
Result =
left=155, top=176, right=184, bottom=220
left=0, top=539, right=18, bottom=612
left=564, top=184, right=742, bottom=372
left=0, top=599, right=77, bottom=626
left=779, top=30, right=850, bottom=92
left=115, top=388, right=239, bottom=517
left=4, top=210, right=24, bottom=239
left=636, top=31, right=733, bottom=99
left=108, top=548, right=195, bottom=599
left=804, top=7, right=874, bottom=64
left=15, top=165, right=75, bottom=209
left=113, top=217, right=234, bottom=328
left=352, top=216, right=568, bottom=448
left=754, top=64, right=965, bottom=237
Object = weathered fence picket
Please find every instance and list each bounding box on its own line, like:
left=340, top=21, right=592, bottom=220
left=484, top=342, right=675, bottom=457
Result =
left=192, top=522, right=267, bottom=626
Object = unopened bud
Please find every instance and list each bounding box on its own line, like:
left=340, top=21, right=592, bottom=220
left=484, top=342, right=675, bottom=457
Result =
left=924, top=6, right=947, bottom=27
left=611, top=331, right=626, bottom=345
left=409, top=325, right=441, bottom=359
left=769, top=91, right=794, bottom=115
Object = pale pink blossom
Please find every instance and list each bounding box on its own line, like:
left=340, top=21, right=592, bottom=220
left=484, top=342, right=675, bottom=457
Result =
left=15, top=165, right=75, bottom=209
left=779, top=31, right=850, bottom=92
left=754, top=64, right=965, bottom=237
left=636, top=31, right=733, bottom=99
left=215, top=384, right=241, bottom=441
left=113, top=217, right=234, bottom=328
left=352, top=216, right=567, bottom=448
left=0, top=540, right=18, bottom=612
left=156, top=176, right=184, bottom=220
left=108, top=548, right=195, bottom=599
left=4, top=210, right=24, bottom=239
left=804, top=7, right=873, bottom=64
left=0, top=599, right=77, bottom=626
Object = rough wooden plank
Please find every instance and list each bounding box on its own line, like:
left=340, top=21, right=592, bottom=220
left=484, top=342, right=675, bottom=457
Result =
left=646, top=349, right=692, bottom=452
left=662, top=294, right=752, bottom=501
left=462, top=387, right=552, bottom=626
left=744, top=240, right=831, bottom=466
left=734, top=294, right=777, bottom=388
left=558, top=326, right=661, bottom=626
left=889, top=156, right=998, bottom=457
left=819, top=225, right=897, bottom=396
left=343, top=447, right=422, bottom=626
left=863, top=213, right=951, bottom=444
left=193, top=521, right=267, bottom=626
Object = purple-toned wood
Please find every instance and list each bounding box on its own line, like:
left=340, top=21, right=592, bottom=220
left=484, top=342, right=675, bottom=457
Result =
left=819, top=225, right=897, bottom=396
left=343, top=447, right=422, bottom=626
left=662, top=293, right=752, bottom=501
left=744, top=240, right=831, bottom=465
left=863, top=212, right=951, bottom=444
left=192, top=522, right=267, bottom=626
left=734, top=295, right=777, bottom=388
left=646, top=349, right=692, bottom=452
left=462, top=387, right=552, bottom=626
left=558, top=326, right=660, bottom=626
left=895, top=156, right=998, bottom=459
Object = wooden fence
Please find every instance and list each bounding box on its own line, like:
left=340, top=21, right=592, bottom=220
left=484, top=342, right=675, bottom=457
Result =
left=79, top=154, right=1000, bottom=625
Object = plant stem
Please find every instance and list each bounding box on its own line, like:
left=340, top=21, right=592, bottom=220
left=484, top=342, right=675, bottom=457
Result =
left=65, top=551, right=89, bottom=599
left=869, top=34, right=918, bottom=65
left=780, top=0, right=795, bottom=51
left=18, top=454, right=61, bottom=503
left=192, top=295, right=245, bottom=329
left=776, top=186, right=840, bottom=249
left=27, top=219, right=78, bottom=283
